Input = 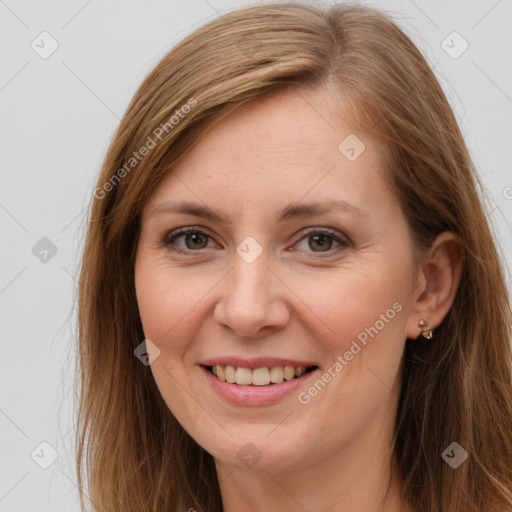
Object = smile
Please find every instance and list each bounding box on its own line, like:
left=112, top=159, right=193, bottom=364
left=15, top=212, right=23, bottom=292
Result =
left=206, top=364, right=318, bottom=386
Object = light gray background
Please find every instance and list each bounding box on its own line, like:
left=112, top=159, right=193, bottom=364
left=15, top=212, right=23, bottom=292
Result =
left=1, top=0, right=511, bottom=510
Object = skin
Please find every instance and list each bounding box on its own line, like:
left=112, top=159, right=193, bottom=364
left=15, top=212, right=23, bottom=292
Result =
left=134, top=87, right=462, bottom=512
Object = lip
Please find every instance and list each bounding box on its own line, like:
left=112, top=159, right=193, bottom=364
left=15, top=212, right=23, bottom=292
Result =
left=200, top=357, right=318, bottom=369
left=200, top=364, right=320, bottom=406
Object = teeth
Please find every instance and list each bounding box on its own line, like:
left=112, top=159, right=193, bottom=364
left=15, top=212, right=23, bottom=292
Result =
left=269, top=366, right=284, bottom=383
left=211, top=364, right=313, bottom=385
left=225, top=365, right=236, bottom=383
left=283, top=366, right=295, bottom=381
left=252, top=367, right=270, bottom=386
left=235, top=367, right=252, bottom=385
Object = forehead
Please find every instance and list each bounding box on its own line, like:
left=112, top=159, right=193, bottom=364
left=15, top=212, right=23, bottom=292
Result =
left=144, top=88, right=391, bottom=219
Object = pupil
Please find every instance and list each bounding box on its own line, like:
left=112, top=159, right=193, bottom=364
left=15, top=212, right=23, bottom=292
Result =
left=310, top=234, right=332, bottom=251
left=187, top=233, right=206, bottom=249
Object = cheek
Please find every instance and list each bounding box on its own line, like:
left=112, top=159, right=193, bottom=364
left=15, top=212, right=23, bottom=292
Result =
left=135, top=260, right=218, bottom=354
left=297, top=267, right=408, bottom=420
left=300, top=259, right=410, bottom=410
left=303, top=265, right=407, bottom=347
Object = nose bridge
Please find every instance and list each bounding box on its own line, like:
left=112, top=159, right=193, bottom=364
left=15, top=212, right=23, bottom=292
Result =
left=214, top=242, right=289, bottom=337
left=227, top=245, right=271, bottom=315
left=229, top=231, right=271, bottom=301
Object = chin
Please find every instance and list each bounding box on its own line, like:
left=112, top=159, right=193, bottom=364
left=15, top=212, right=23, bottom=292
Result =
left=201, top=428, right=313, bottom=473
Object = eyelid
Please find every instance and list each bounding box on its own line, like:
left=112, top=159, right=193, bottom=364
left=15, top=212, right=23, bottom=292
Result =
left=161, top=226, right=218, bottom=251
left=293, top=226, right=352, bottom=246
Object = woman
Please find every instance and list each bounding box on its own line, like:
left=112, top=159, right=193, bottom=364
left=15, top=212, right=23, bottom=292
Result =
left=75, top=2, right=512, bottom=511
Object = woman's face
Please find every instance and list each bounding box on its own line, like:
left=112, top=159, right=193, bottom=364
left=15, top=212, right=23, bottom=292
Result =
left=135, top=88, right=421, bottom=473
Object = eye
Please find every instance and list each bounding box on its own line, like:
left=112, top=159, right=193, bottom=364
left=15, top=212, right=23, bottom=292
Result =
left=162, top=227, right=216, bottom=254
left=292, top=228, right=351, bottom=254
left=161, top=226, right=351, bottom=256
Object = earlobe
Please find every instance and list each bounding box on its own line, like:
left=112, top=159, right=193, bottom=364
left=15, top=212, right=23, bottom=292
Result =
left=418, top=318, right=434, bottom=339
left=406, top=232, right=463, bottom=340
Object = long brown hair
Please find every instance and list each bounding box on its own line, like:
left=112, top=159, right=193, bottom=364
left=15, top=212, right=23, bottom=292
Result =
left=74, top=2, right=512, bottom=511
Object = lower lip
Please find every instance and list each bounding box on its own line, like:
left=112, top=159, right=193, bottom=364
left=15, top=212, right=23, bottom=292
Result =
left=200, top=365, right=319, bottom=406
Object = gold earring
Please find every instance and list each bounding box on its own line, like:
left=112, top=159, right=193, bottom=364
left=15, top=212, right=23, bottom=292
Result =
left=419, top=319, right=434, bottom=339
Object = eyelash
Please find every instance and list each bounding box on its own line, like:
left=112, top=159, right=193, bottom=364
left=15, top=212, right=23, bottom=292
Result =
left=160, top=226, right=352, bottom=257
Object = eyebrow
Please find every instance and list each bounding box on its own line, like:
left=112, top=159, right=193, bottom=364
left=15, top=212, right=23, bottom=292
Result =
left=148, top=199, right=369, bottom=226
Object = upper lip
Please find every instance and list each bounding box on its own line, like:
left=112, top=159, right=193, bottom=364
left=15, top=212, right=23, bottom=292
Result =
left=200, top=357, right=319, bottom=369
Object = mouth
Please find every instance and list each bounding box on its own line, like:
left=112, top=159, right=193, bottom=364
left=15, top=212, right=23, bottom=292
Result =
left=202, top=364, right=319, bottom=386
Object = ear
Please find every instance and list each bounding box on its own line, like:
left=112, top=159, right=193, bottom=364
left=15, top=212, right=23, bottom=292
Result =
left=406, top=231, right=463, bottom=339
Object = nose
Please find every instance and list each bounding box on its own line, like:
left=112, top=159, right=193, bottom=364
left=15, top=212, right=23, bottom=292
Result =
left=213, top=248, right=290, bottom=338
